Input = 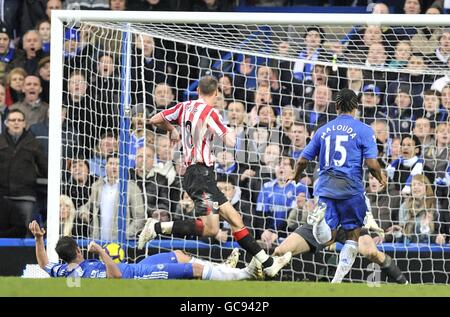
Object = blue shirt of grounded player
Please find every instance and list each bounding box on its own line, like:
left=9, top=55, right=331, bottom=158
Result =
left=44, top=260, right=144, bottom=279
left=301, top=114, right=378, bottom=199
left=256, top=180, right=309, bottom=231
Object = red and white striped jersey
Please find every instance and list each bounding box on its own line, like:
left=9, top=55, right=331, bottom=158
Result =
left=161, top=98, right=229, bottom=167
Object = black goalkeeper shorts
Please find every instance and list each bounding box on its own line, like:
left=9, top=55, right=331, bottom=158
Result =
left=182, top=164, right=228, bottom=217
left=294, top=224, right=370, bottom=253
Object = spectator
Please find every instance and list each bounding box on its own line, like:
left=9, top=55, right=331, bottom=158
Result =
left=393, top=174, right=445, bottom=244
left=371, top=119, right=393, bottom=164
left=255, top=157, right=309, bottom=240
left=247, top=85, right=272, bottom=127
left=36, top=19, right=51, bottom=54
left=110, top=0, right=127, bottom=10
left=288, top=122, right=309, bottom=160
left=366, top=171, right=401, bottom=232
left=20, top=0, right=46, bottom=36
left=386, top=54, right=432, bottom=118
left=426, top=29, right=450, bottom=69
left=285, top=192, right=310, bottom=233
left=5, top=67, right=26, bottom=106
left=64, top=0, right=109, bottom=10
left=293, top=26, right=327, bottom=83
left=413, top=117, right=434, bottom=154
left=153, top=83, right=175, bottom=112
left=430, top=59, right=450, bottom=92
left=63, top=158, right=97, bottom=209
left=424, top=122, right=450, bottom=192
left=130, top=146, right=170, bottom=214
left=389, top=137, right=402, bottom=163
left=88, top=132, right=118, bottom=178
left=387, top=86, right=415, bottom=135
left=257, top=104, right=277, bottom=129
left=278, top=105, right=295, bottom=155
left=130, top=34, right=168, bottom=106
left=129, top=0, right=174, bottom=10
left=441, top=84, right=450, bottom=115
left=358, top=84, right=384, bottom=126
left=218, top=74, right=235, bottom=104
left=386, top=134, right=433, bottom=195
left=345, top=25, right=384, bottom=64
left=192, top=0, right=232, bottom=11
left=0, top=22, right=25, bottom=85
left=0, top=109, right=47, bottom=237
left=247, top=143, right=280, bottom=204
left=345, top=67, right=364, bottom=95
left=420, top=89, right=447, bottom=122
left=301, top=64, right=332, bottom=104
left=38, top=56, right=50, bottom=104
left=410, top=7, right=443, bottom=55
left=387, top=41, right=412, bottom=69
left=59, top=194, right=76, bottom=237
left=302, top=84, right=336, bottom=133
left=46, top=0, right=62, bottom=21
left=19, top=30, right=47, bottom=75
left=126, top=104, right=151, bottom=168
left=78, top=153, right=146, bottom=241
left=10, top=75, right=48, bottom=129
left=153, top=134, right=177, bottom=186
left=225, top=101, right=258, bottom=166
left=215, top=175, right=253, bottom=242
left=0, top=84, right=6, bottom=134
left=89, top=52, right=120, bottom=137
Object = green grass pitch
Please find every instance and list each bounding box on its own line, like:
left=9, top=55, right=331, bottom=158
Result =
left=1, top=277, right=449, bottom=296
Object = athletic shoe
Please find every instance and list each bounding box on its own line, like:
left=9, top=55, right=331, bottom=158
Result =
left=137, top=218, right=158, bottom=249
left=263, top=252, right=292, bottom=277
left=245, top=257, right=264, bottom=280
left=223, top=248, right=240, bottom=268
left=307, top=202, right=327, bottom=225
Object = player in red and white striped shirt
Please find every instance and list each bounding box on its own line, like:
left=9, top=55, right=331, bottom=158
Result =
left=138, top=76, right=291, bottom=277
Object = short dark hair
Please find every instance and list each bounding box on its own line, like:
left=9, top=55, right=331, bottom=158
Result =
left=401, top=134, right=422, bottom=155
left=280, top=156, right=295, bottom=170
left=55, top=236, right=79, bottom=263
left=336, top=88, right=358, bottom=113
left=7, top=109, right=26, bottom=121
left=198, top=75, right=218, bottom=96
left=423, top=89, right=441, bottom=97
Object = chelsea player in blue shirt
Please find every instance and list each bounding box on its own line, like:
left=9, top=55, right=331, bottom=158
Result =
left=29, top=221, right=262, bottom=281
left=293, top=88, right=387, bottom=283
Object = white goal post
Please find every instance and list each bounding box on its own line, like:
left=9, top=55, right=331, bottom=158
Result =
left=48, top=10, right=450, bottom=283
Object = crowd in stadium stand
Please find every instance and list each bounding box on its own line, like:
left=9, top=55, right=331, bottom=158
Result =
left=0, top=0, right=449, bottom=251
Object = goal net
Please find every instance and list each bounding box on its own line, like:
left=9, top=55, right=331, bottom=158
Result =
left=48, top=11, right=450, bottom=284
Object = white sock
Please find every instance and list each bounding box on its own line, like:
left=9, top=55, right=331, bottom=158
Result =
left=189, top=257, right=218, bottom=267
left=201, top=265, right=250, bottom=281
left=160, top=222, right=174, bottom=234
left=254, top=250, right=270, bottom=264
left=312, top=219, right=332, bottom=244
left=331, top=240, right=358, bottom=284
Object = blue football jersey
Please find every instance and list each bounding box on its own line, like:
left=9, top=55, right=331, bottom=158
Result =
left=301, top=114, right=378, bottom=199
left=44, top=259, right=108, bottom=278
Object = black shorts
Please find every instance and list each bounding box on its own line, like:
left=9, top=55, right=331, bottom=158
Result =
left=182, top=164, right=228, bottom=217
left=294, top=224, right=370, bottom=254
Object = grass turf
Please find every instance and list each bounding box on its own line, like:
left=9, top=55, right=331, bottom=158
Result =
left=1, top=277, right=449, bottom=297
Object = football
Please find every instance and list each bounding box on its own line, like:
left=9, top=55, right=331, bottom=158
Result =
left=103, top=243, right=125, bottom=263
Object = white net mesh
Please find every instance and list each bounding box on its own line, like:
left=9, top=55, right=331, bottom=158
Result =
left=55, top=17, right=450, bottom=284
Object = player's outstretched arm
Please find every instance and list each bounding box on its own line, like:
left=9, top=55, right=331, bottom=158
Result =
left=366, top=158, right=387, bottom=188
left=29, top=221, right=48, bottom=270
left=293, top=157, right=309, bottom=182
left=88, top=241, right=122, bottom=279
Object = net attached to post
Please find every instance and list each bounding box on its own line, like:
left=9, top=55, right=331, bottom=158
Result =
left=54, top=15, right=450, bottom=284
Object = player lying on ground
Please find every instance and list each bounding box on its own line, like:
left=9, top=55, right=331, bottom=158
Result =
left=293, top=88, right=387, bottom=283
left=139, top=75, right=291, bottom=277
left=30, top=221, right=262, bottom=280
left=272, top=219, right=408, bottom=284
